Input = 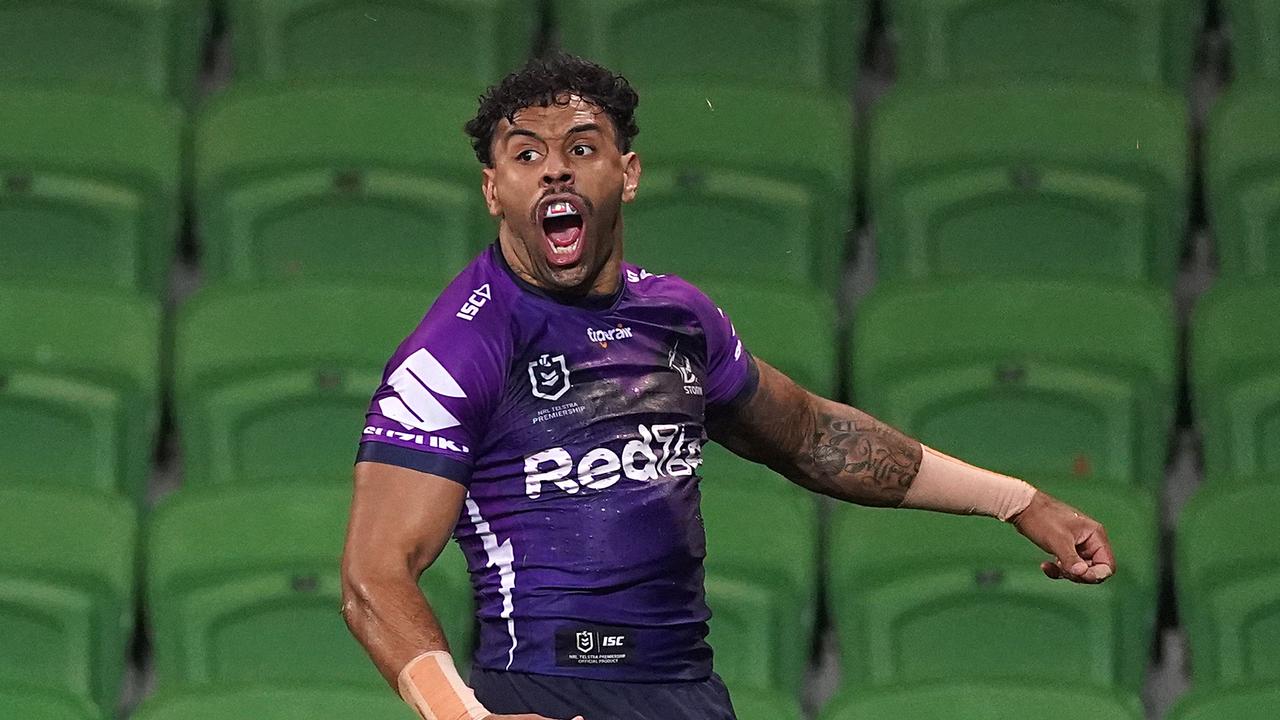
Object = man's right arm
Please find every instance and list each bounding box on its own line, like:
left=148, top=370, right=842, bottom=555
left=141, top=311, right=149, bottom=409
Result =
left=341, top=461, right=581, bottom=720
left=341, top=460, right=462, bottom=684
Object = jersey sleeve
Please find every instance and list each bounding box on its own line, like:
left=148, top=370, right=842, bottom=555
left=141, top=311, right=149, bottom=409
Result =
left=689, top=286, right=757, bottom=409
left=356, top=279, right=510, bottom=486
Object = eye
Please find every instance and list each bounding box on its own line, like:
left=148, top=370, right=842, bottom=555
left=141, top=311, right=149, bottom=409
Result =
left=516, top=148, right=542, bottom=163
left=570, top=144, right=595, bottom=157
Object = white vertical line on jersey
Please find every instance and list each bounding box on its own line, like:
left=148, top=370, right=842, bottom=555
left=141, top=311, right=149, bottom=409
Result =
left=464, top=493, right=518, bottom=670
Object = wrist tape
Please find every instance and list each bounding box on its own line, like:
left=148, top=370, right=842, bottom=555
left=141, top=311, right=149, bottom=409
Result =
left=901, top=445, right=1037, bottom=521
left=397, top=651, right=489, bottom=720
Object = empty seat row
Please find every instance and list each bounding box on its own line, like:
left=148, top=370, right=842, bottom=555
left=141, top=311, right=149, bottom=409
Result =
left=8, top=462, right=1278, bottom=717
left=8, top=277, right=1280, bottom=502
left=6, top=83, right=1280, bottom=300
left=3, top=0, right=1278, bottom=100
left=0, top=473, right=816, bottom=715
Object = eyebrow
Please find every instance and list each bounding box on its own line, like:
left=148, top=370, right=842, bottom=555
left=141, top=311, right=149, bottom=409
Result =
left=567, top=122, right=602, bottom=136
left=504, top=127, right=541, bottom=142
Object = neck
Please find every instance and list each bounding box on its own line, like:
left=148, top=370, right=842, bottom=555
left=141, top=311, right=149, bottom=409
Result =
left=497, top=227, right=623, bottom=298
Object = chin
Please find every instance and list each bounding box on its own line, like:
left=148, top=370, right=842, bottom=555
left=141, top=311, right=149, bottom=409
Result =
left=542, top=262, right=595, bottom=291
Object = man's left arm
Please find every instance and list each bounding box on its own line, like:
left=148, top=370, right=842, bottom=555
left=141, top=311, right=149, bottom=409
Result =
left=707, top=358, right=1116, bottom=585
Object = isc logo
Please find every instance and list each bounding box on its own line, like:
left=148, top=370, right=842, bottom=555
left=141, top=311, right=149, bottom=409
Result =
left=455, top=283, right=491, bottom=321
left=602, top=636, right=624, bottom=647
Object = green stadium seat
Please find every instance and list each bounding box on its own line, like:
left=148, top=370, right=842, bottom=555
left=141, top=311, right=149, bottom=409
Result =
left=624, top=85, right=854, bottom=292
left=226, top=0, right=536, bottom=88
left=1167, top=683, right=1280, bottom=720
left=700, top=452, right=819, bottom=693
left=696, top=281, right=838, bottom=397
left=0, top=284, right=160, bottom=500
left=1223, top=0, right=1280, bottom=82
left=147, top=485, right=474, bottom=688
left=730, top=687, right=805, bottom=720
left=819, top=681, right=1143, bottom=719
left=132, top=684, right=413, bottom=720
left=1206, top=89, right=1280, bottom=278
left=870, top=84, right=1189, bottom=284
left=0, top=488, right=136, bottom=714
left=553, top=0, right=868, bottom=91
left=195, top=85, right=487, bottom=285
left=1191, top=282, right=1280, bottom=483
left=885, top=0, right=1201, bottom=87
left=0, top=685, right=100, bottom=720
left=852, top=280, right=1176, bottom=489
left=0, top=1, right=207, bottom=104
left=829, top=479, right=1159, bottom=690
left=174, top=283, right=435, bottom=487
left=0, top=87, right=183, bottom=295
left=1177, top=482, right=1280, bottom=684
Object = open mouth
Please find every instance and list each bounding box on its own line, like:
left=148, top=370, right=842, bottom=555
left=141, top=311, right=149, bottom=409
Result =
left=540, top=199, right=586, bottom=267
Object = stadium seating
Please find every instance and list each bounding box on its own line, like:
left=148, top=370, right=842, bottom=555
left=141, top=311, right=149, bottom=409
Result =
left=0, top=284, right=160, bottom=500
left=0, top=87, right=183, bottom=295
left=624, top=84, right=855, bottom=292
left=0, top=487, right=136, bottom=714
left=0, top=685, right=101, bottom=720
left=819, top=680, right=1143, bottom=719
left=730, top=688, right=806, bottom=720
left=226, top=0, right=537, bottom=88
left=132, top=684, right=413, bottom=719
left=700, top=456, right=819, bottom=693
left=1191, top=282, right=1280, bottom=483
left=0, top=0, right=207, bottom=103
left=885, top=0, right=1201, bottom=87
left=852, top=279, right=1176, bottom=489
left=870, top=84, right=1189, bottom=285
left=1167, top=683, right=1280, bottom=719
left=174, top=282, right=434, bottom=487
left=1177, top=482, right=1280, bottom=684
left=552, top=0, right=868, bottom=91
left=147, top=484, right=474, bottom=688
left=195, top=85, right=488, bottom=285
left=828, top=478, right=1159, bottom=690
left=1222, top=0, right=1280, bottom=82
left=695, top=281, right=838, bottom=397
left=1206, top=89, right=1280, bottom=278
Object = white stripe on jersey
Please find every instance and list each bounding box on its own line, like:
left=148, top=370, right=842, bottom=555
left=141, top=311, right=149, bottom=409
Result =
left=464, top=493, right=518, bottom=670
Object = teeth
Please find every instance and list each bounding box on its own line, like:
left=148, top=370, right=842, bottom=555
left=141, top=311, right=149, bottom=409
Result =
left=544, top=201, right=579, bottom=218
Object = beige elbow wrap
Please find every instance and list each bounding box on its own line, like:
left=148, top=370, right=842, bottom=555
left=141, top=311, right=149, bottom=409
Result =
left=900, top=445, right=1037, bottom=521
left=397, top=651, right=489, bottom=720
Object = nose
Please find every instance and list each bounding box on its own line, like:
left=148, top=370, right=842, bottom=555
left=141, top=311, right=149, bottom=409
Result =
left=541, top=152, right=574, bottom=187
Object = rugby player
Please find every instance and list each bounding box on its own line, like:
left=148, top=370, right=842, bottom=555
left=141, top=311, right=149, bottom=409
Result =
left=341, top=53, right=1116, bottom=720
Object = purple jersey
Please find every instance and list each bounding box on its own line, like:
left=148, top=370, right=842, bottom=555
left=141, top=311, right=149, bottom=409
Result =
left=357, top=244, right=756, bottom=682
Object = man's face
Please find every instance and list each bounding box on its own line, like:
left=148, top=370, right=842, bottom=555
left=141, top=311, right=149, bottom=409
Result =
left=482, top=95, right=641, bottom=294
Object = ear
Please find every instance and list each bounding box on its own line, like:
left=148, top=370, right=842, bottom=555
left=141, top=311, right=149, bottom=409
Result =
left=481, top=166, right=502, bottom=217
left=621, top=152, right=642, bottom=203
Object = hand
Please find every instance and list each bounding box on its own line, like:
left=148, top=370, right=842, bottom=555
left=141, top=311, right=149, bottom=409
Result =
left=484, top=715, right=585, bottom=720
left=1010, top=490, right=1115, bottom=584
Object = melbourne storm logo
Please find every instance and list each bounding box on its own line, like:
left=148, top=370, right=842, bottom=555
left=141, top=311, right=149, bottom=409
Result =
left=528, top=353, right=571, bottom=400
left=668, top=345, right=698, bottom=384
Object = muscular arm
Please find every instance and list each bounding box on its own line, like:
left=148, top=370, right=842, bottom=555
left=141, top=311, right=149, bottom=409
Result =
left=708, top=358, right=923, bottom=506
left=341, top=461, right=464, bottom=687
left=708, top=358, right=1116, bottom=584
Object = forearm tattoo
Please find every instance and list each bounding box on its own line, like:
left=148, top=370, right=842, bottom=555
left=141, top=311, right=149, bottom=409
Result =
left=801, top=408, right=924, bottom=506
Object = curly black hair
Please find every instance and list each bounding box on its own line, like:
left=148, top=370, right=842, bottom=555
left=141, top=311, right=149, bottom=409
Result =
left=465, top=52, right=640, bottom=167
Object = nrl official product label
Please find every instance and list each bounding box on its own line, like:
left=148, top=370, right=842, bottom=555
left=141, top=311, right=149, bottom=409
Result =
left=555, top=625, right=634, bottom=667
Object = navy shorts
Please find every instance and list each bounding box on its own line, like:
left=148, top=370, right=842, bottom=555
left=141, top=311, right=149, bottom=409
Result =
left=470, top=668, right=738, bottom=720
